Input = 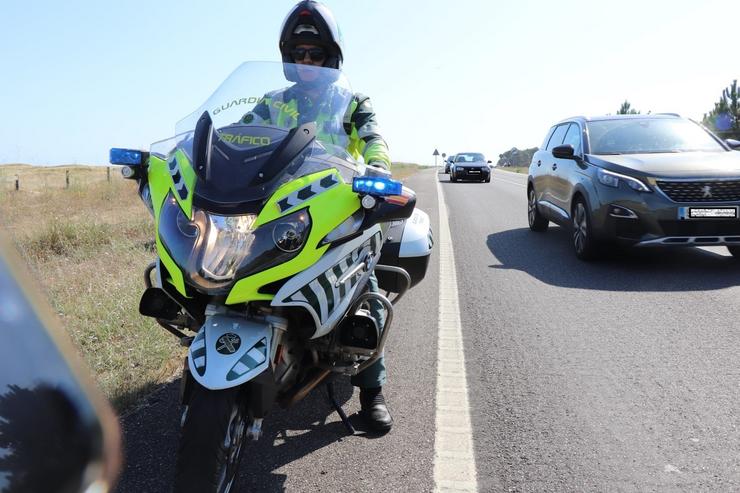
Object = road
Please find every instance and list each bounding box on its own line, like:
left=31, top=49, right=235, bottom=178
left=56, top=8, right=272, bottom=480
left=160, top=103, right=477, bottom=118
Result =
left=115, top=168, right=740, bottom=492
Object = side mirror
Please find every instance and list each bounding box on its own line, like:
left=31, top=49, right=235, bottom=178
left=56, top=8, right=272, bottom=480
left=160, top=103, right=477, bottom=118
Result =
left=726, top=139, right=740, bottom=150
left=552, top=144, right=576, bottom=160
left=360, top=188, right=417, bottom=229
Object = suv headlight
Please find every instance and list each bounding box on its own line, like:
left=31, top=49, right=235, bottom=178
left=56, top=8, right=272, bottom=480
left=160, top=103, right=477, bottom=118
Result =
left=597, top=169, right=651, bottom=192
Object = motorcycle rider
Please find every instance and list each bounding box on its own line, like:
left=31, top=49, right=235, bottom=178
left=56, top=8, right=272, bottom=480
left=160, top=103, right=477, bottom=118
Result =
left=243, top=0, right=394, bottom=431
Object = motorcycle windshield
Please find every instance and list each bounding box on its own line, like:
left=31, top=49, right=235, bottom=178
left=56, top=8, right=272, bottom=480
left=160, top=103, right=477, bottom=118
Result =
left=150, top=61, right=358, bottom=211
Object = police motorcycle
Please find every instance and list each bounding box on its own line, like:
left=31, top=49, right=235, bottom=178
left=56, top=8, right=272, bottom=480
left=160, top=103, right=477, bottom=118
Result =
left=110, top=61, right=433, bottom=492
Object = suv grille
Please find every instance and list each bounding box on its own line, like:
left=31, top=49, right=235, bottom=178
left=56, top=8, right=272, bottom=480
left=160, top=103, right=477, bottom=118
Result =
left=656, top=180, right=740, bottom=202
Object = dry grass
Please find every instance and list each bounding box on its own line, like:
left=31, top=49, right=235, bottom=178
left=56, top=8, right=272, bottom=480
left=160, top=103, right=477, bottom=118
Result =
left=497, top=166, right=529, bottom=174
left=0, top=164, right=119, bottom=192
left=1, top=169, right=183, bottom=411
left=391, top=162, right=423, bottom=180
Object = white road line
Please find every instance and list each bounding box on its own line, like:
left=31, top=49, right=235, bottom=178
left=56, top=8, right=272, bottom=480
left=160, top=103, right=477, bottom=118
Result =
left=434, top=176, right=478, bottom=492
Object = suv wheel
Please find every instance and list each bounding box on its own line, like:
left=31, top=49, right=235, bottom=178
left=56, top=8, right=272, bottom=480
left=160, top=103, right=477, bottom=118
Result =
left=572, top=198, right=598, bottom=260
left=527, top=188, right=548, bottom=232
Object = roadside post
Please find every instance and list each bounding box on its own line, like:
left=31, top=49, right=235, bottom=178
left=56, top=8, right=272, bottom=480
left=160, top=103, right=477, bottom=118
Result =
left=65, top=170, right=70, bottom=189
left=433, top=148, right=440, bottom=168
left=14, top=175, right=19, bottom=191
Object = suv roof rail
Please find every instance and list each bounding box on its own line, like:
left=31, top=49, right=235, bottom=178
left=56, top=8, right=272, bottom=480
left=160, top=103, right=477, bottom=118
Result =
left=654, top=112, right=681, bottom=117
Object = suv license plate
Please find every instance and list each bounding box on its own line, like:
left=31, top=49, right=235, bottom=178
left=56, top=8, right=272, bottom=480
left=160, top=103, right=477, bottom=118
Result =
left=680, top=207, right=738, bottom=219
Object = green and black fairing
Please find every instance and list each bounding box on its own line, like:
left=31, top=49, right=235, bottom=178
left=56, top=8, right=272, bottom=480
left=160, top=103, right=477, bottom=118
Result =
left=143, top=62, right=365, bottom=302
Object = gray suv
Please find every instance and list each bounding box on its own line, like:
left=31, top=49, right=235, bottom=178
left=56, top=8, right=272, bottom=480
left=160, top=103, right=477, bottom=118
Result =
left=527, top=114, right=740, bottom=260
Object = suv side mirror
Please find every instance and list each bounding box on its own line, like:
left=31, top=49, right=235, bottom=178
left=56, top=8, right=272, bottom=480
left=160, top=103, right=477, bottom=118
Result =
left=726, top=139, right=740, bottom=150
left=552, top=144, right=576, bottom=160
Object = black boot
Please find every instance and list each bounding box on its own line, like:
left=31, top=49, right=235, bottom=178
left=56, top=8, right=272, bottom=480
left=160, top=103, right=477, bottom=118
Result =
left=359, top=387, right=393, bottom=432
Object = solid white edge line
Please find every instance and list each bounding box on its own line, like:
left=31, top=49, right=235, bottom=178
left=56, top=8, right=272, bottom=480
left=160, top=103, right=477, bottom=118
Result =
left=434, top=176, right=478, bottom=492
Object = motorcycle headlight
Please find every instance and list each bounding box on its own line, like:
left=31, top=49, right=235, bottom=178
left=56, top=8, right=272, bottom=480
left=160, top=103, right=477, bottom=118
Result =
left=597, top=169, right=651, bottom=192
left=273, top=212, right=310, bottom=252
left=234, top=209, right=312, bottom=278
left=158, top=193, right=202, bottom=271
left=158, top=194, right=312, bottom=291
left=201, top=214, right=258, bottom=281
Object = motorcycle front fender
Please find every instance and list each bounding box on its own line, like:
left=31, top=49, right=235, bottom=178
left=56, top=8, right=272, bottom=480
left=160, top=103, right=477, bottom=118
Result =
left=188, top=315, right=272, bottom=390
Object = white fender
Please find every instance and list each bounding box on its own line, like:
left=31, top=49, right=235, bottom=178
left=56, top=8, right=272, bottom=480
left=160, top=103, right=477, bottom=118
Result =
left=188, top=315, right=273, bottom=390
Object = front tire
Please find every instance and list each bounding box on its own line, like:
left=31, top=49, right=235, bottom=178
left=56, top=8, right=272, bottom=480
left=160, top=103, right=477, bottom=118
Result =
left=527, top=188, right=549, bottom=232
left=174, top=384, right=248, bottom=493
left=572, top=198, right=599, bottom=261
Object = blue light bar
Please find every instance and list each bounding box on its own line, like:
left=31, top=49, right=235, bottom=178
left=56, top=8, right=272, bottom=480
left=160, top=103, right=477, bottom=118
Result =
left=109, top=148, right=142, bottom=165
left=352, top=177, right=403, bottom=196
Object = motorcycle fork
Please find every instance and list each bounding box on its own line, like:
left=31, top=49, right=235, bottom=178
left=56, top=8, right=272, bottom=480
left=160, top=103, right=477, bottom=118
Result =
left=179, top=357, right=194, bottom=405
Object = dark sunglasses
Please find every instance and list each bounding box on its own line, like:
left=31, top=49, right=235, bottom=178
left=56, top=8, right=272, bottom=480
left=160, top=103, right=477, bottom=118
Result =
left=290, top=47, right=326, bottom=63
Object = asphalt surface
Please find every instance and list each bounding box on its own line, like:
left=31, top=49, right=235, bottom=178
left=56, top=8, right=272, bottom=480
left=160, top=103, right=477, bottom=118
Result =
left=115, top=168, right=740, bottom=492
left=447, top=168, right=740, bottom=492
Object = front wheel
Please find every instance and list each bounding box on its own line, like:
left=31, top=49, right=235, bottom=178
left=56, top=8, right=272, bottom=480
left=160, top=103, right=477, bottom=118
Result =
left=527, top=188, right=548, bottom=232
left=572, top=198, right=599, bottom=261
left=174, top=384, right=248, bottom=493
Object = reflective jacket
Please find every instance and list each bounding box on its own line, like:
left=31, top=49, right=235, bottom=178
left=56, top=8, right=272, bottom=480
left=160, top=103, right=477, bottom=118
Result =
left=243, top=86, right=391, bottom=169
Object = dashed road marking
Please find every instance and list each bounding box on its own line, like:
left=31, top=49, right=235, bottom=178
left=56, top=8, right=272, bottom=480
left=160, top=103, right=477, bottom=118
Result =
left=434, top=176, right=478, bottom=492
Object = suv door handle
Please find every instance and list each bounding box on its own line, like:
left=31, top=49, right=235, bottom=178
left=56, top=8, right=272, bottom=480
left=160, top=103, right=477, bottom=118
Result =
left=552, top=163, right=557, bottom=170
left=537, top=160, right=542, bottom=167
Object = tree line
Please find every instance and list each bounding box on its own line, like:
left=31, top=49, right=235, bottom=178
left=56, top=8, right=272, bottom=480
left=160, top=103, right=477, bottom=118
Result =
left=702, top=80, right=740, bottom=139
left=497, top=147, right=538, bottom=167
left=619, top=80, right=739, bottom=139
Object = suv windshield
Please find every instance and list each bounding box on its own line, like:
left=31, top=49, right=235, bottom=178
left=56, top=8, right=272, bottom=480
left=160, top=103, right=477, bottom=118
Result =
left=455, top=153, right=486, bottom=162
left=148, top=61, right=359, bottom=209
left=587, top=118, right=726, bottom=155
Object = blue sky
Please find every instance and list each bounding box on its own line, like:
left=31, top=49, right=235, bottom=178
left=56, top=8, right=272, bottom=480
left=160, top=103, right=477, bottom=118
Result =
left=0, top=0, right=737, bottom=165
